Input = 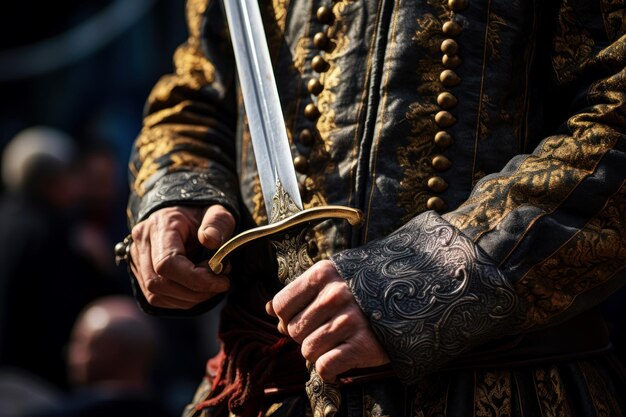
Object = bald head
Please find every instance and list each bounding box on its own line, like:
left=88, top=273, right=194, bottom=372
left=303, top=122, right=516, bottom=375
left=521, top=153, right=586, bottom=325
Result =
left=68, top=296, right=157, bottom=389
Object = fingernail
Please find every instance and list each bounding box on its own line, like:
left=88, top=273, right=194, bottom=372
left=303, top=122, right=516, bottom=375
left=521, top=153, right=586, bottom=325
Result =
left=203, top=226, right=222, bottom=244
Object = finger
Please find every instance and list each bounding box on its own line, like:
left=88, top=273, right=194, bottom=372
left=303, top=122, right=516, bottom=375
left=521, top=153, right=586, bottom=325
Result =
left=286, top=280, right=354, bottom=343
left=314, top=344, right=356, bottom=383
left=300, top=309, right=356, bottom=363
left=198, top=205, right=236, bottom=249
left=272, top=261, right=336, bottom=324
left=135, top=238, right=215, bottom=308
left=151, top=222, right=230, bottom=294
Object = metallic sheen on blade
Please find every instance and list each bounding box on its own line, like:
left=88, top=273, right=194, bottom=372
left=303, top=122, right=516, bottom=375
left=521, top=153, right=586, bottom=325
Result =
left=222, top=0, right=303, bottom=219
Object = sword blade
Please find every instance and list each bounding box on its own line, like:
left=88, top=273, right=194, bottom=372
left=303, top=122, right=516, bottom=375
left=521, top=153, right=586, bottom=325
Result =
left=223, top=0, right=303, bottom=220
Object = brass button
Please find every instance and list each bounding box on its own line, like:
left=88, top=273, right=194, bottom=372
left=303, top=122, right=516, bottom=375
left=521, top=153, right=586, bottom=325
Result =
left=427, top=196, right=448, bottom=212
left=440, top=69, right=461, bottom=87
left=432, top=155, right=452, bottom=171
left=441, top=39, right=459, bottom=55
left=299, top=129, right=314, bottom=145
left=316, top=6, right=333, bottom=23
left=442, top=54, right=462, bottom=69
left=435, top=111, right=456, bottom=128
left=437, top=92, right=458, bottom=109
left=307, top=78, right=324, bottom=95
left=304, top=103, right=321, bottom=120
left=428, top=177, right=448, bottom=193
left=448, top=0, right=469, bottom=11
left=434, top=131, right=454, bottom=148
left=313, top=32, right=329, bottom=49
left=312, top=55, right=330, bottom=72
left=294, top=155, right=309, bottom=173
left=442, top=20, right=462, bottom=37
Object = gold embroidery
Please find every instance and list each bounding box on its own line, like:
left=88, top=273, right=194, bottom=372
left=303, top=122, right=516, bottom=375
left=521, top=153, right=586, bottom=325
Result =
left=172, top=44, right=216, bottom=88
left=600, top=0, right=626, bottom=41
left=533, top=367, right=572, bottom=417
left=186, top=0, right=209, bottom=40
left=303, top=0, right=353, bottom=211
left=474, top=370, right=512, bottom=417
left=517, top=181, right=626, bottom=329
left=364, top=394, right=390, bottom=417
left=578, top=360, right=623, bottom=417
left=251, top=175, right=268, bottom=225
left=292, top=36, right=310, bottom=74
left=397, top=2, right=449, bottom=221
left=486, top=12, right=507, bottom=61
left=552, top=0, right=595, bottom=85
left=478, top=94, right=492, bottom=140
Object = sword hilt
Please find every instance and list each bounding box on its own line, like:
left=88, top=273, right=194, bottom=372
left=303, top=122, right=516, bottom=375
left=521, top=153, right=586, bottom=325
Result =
left=208, top=205, right=364, bottom=417
left=208, top=206, right=363, bottom=275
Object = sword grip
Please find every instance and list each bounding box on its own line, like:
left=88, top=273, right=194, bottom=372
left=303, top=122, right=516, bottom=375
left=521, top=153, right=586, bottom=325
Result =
left=269, top=219, right=342, bottom=417
left=208, top=205, right=364, bottom=417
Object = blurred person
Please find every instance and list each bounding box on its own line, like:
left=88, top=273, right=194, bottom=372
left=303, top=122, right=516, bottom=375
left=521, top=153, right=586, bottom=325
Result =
left=0, top=127, right=114, bottom=389
left=24, top=296, right=172, bottom=417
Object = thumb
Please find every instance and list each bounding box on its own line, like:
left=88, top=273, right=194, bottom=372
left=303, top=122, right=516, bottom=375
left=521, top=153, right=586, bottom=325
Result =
left=198, top=205, right=236, bottom=249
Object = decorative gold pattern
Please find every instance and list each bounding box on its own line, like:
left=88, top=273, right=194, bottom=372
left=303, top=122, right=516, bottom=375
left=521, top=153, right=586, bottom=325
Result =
left=306, top=0, right=353, bottom=211
left=600, top=0, right=626, bottom=41
left=364, top=394, right=390, bottom=417
left=305, top=367, right=341, bottom=417
left=486, top=12, right=507, bottom=61
left=578, top=360, right=623, bottom=417
left=533, top=367, right=572, bottom=417
left=517, top=181, right=626, bottom=329
left=474, top=370, right=512, bottom=417
left=397, top=2, right=449, bottom=221
left=552, top=0, right=596, bottom=85
left=270, top=180, right=302, bottom=223
left=446, top=126, right=622, bottom=241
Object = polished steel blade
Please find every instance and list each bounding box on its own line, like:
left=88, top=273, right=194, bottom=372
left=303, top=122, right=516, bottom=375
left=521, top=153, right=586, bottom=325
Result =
left=223, top=0, right=303, bottom=220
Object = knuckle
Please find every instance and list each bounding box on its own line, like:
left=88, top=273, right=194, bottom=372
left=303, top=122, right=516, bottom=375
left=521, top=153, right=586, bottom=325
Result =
left=144, top=277, right=161, bottom=294
left=154, top=254, right=175, bottom=276
left=301, top=339, right=315, bottom=361
left=287, top=320, right=305, bottom=343
left=315, top=359, right=335, bottom=381
left=145, top=292, right=161, bottom=306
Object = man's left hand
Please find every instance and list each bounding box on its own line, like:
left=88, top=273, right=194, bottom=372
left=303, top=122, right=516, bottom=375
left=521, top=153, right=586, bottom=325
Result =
left=266, top=260, right=390, bottom=382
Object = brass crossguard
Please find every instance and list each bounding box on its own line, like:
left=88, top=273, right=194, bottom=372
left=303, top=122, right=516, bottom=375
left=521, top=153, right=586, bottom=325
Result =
left=208, top=206, right=364, bottom=275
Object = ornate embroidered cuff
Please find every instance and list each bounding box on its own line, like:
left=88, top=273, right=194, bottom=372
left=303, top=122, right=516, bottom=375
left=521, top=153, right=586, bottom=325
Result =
left=331, top=211, right=523, bottom=384
left=128, top=169, right=240, bottom=226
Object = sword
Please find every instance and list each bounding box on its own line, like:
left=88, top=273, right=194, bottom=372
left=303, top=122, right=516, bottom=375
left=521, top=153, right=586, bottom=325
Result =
left=209, top=0, right=364, bottom=416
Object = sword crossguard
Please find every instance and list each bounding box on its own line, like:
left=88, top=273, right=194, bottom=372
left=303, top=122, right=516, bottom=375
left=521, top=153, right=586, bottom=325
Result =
left=208, top=206, right=364, bottom=275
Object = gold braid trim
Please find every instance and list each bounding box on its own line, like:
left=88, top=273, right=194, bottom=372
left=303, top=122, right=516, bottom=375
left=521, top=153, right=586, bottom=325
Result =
left=516, top=180, right=626, bottom=329
left=533, top=367, right=572, bottom=417
left=474, top=370, right=512, bottom=417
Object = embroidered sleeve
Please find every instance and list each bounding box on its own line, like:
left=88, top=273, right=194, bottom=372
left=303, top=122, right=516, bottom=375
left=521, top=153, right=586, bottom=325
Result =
left=127, top=0, right=239, bottom=226
left=333, top=2, right=626, bottom=384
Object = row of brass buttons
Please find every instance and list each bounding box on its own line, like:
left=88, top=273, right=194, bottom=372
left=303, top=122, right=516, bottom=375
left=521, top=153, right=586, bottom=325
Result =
left=427, top=0, right=468, bottom=212
left=295, top=4, right=337, bottom=176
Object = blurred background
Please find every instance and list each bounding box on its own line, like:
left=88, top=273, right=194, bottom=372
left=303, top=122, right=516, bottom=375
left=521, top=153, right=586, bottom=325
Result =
left=0, top=1, right=624, bottom=416
left=0, top=1, right=221, bottom=416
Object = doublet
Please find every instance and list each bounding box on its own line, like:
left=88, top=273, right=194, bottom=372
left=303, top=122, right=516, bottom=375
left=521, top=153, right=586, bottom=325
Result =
left=127, top=0, right=626, bottom=415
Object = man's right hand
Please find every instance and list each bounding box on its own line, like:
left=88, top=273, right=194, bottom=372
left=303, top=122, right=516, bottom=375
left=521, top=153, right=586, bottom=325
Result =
left=129, top=205, right=235, bottom=309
